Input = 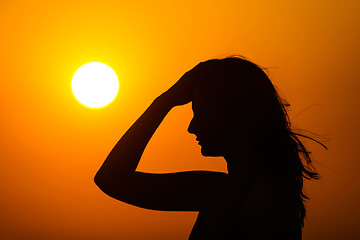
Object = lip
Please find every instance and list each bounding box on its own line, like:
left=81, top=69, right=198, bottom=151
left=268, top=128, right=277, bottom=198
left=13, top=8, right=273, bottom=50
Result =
left=195, top=136, right=204, bottom=145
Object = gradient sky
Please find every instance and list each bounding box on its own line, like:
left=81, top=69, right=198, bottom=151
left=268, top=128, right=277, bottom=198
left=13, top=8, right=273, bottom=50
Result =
left=1, top=0, right=359, bottom=239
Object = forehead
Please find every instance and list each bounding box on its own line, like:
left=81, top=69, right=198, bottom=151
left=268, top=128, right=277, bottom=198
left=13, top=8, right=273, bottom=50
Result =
left=191, top=90, right=223, bottom=116
left=191, top=88, right=207, bottom=110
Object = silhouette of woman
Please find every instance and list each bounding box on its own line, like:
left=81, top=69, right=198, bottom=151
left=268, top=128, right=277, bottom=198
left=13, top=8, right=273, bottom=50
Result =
left=94, top=56, right=326, bottom=239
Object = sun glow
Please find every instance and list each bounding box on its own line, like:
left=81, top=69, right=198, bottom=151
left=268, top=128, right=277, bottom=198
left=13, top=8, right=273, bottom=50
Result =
left=72, top=62, right=119, bottom=108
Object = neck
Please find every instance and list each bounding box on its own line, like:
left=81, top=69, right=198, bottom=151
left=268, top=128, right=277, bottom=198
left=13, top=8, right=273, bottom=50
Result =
left=224, top=147, right=269, bottom=184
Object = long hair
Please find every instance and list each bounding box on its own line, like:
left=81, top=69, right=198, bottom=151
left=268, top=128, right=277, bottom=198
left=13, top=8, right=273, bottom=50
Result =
left=191, top=56, right=327, bottom=227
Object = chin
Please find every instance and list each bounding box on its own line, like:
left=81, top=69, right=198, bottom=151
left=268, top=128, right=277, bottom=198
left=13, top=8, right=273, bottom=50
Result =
left=200, top=146, right=222, bottom=157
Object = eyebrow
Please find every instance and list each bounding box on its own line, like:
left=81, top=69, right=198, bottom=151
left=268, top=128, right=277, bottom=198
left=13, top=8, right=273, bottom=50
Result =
left=191, top=102, right=198, bottom=112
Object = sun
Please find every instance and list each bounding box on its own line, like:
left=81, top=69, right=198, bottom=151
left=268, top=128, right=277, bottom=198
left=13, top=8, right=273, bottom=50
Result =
left=72, top=62, right=119, bottom=108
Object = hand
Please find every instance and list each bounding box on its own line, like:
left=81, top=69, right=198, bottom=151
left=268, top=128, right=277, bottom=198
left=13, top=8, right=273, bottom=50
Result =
left=161, top=70, right=195, bottom=107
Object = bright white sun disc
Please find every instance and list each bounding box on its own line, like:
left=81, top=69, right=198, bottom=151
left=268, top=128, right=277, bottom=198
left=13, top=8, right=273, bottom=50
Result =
left=72, top=62, right=119, bottom=108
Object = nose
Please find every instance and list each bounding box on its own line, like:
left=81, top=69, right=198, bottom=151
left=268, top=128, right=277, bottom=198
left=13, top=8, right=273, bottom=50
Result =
left=187, top=117, right=197, bottom=135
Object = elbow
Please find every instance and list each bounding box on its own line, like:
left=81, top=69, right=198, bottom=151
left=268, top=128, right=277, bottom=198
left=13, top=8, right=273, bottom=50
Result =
left=94, top=172, right=122, bottom=199
left=94, top=170, right=120, bottom=194
left=94, top=171, right=107, bottom=190
left=94, top=168, right=129, bottom=195
left=94, top=174, right=101, bottom=188
left=94, top=174, right=112, bottom=195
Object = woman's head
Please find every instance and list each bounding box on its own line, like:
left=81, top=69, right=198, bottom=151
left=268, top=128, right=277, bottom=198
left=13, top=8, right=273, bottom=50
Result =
left=187, top=56, right=287, bottom=157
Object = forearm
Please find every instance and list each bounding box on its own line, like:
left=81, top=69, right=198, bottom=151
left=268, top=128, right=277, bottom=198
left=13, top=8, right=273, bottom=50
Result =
left=94, top=93, right=173, bottom=184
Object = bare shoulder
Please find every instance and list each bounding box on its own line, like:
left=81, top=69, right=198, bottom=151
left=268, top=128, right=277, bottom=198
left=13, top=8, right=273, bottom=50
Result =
left=241, top=176, right=301, bottom=239
left=244, top=176, right=297, bottom=215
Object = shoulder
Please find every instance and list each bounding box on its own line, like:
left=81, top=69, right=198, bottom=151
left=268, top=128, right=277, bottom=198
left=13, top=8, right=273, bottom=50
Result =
left=237, top=176, right=303, bottom=239
left=242, top=176, right=301, bottom=232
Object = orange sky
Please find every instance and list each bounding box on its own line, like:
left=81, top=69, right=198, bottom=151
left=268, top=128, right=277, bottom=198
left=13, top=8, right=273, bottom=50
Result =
left=1, top=0, right=360, bottom=239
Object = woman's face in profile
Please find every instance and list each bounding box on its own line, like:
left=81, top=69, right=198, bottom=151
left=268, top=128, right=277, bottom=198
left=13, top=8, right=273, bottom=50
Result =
left=187, top=88, right=234, bottom=157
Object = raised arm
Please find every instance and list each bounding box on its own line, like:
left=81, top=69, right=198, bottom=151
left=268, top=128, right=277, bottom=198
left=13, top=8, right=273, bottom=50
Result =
left=94, top=93, right=173, bottom=184
left=94, top=71, right=228, bottom=211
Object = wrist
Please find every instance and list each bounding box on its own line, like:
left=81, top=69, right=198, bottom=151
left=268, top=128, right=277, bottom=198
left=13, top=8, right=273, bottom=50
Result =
left=154, top=92, right=175, bottom=111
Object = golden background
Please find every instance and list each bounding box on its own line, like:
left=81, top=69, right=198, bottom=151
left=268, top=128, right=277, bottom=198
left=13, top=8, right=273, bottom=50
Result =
left=1, top=0, right=359, bottom=239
